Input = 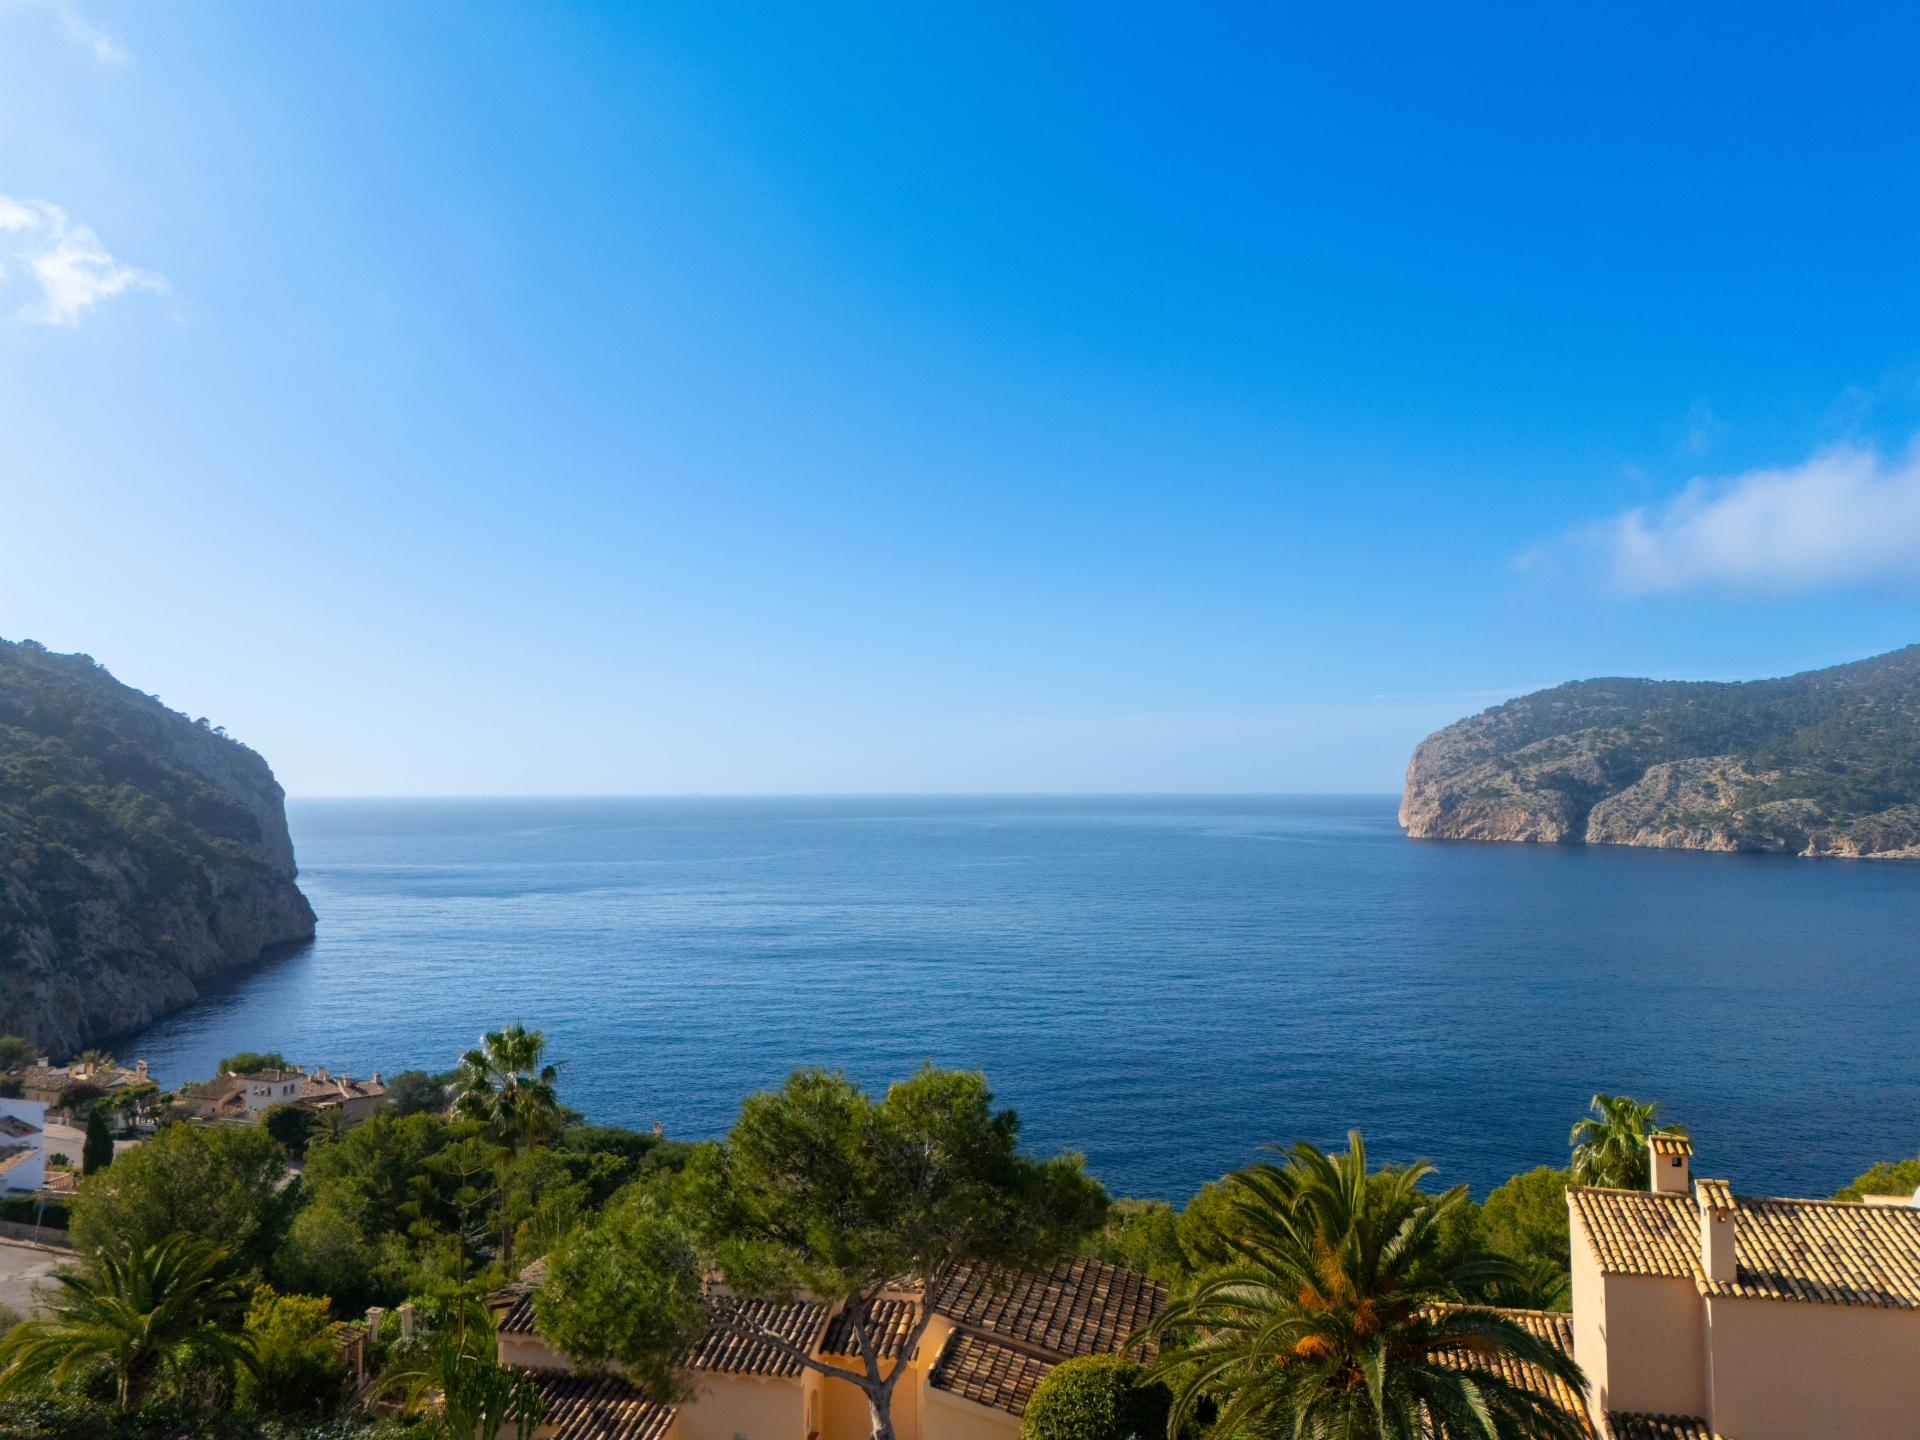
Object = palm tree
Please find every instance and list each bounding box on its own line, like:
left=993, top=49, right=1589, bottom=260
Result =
left=0, top=1233, right=256, bottom=1407
left=1139, top=1133, right=1589, bottom=1440
left=1568, top=1094, right=1684, bottom=1190
left=380, top=1301, right=543, bottom=1440
left=452, top=1022, right=561, bottom=1271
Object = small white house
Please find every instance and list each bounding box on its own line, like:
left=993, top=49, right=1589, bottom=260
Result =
left=0, top=1096, right=49, bottom=1193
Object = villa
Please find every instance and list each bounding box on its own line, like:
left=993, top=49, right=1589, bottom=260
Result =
left=1567, top=1134, right=1920, bottom=1439
left=489, top=1256, right=1167, bottom=1440
left=181, top=1064, right=386, bottom=1128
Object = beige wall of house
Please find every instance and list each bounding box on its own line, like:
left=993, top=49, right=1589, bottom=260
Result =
left=1569, top=1191, right=1707, bottom=1424
left=498, top=1328, right=567, bottom=1372
left=1599, top=1274, right=1705, bottom=1419
left=923, top=1387, right=1021, bottom=1440
left=677, top=1373, right=807, bottom=1440
left=1703, top=1295, right=1920, bottom=1440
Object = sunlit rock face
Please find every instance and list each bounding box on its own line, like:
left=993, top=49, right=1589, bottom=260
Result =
left=0, top=637, right=315, bottom=1055
left=1400, top=645, right=1920, bottom=860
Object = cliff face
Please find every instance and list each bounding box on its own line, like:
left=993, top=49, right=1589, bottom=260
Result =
left=1400, top=645, right=1920, bottom=858
left=0, top=638, right=316, bottom=1055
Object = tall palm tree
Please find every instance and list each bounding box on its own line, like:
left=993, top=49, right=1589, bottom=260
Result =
left=1568, top=1094, right=1684, bottom=1190
left=453, top=1022, right=561, bottom=1272
left=1139, top=1133, right=1589, bottom=1440
left=0, top=1234, right=256, bottom=1408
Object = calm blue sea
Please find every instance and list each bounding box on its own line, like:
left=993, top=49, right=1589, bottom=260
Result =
left=118, top=796, right=1920, bottom=1203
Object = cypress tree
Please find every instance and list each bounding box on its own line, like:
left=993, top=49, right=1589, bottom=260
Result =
left=82, top=1104, right=114, bottom=1176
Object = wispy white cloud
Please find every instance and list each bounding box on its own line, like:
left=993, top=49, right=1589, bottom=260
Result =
left=1591, top=439, right=1920, bottom=595
left=0, top=196, right=167, bottom=325
left=0, top=0, right=126, bottom=62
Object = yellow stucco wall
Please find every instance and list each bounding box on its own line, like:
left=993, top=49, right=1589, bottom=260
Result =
left=1597, top=1273, right=1706, bottom=1419
left=1704, top=1295, right=1920, bottom=1439
left=923, top=1387, right=1022, bottom=1440
left=1569, top=1205, right=1609, bottom=1427
left=676, top=1373, right=808, bottom=1440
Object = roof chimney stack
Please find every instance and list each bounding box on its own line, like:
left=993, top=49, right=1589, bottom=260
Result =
left=1649, top=1132, right=1692, bottom=1193
left=1698, top=1178, right=1736, bottom=1283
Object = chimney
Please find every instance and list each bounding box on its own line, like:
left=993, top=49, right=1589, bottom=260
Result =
left=135, top=1060, right=148, bottom=1080
left=653, top=1121, right=664, bottom=1137
left=372, top=1070, right=381, bottom=1086
left=1698, top=1178, right=1736, bottom=1283
left=1648, top=1132, right=1692, bottom=1192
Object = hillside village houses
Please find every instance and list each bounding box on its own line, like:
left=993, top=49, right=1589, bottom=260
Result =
left=180, top=1063, right=388, bottom=1128
left=480, top=1133, right=1920, bottom=1440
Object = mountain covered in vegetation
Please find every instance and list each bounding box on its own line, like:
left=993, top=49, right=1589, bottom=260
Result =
left=1400, top=644, right=1920, bottom=858
left=0, top=638, right=314, bottom=1055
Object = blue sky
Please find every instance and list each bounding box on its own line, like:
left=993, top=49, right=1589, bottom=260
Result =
left=4, top=3, right=1920, bottom=794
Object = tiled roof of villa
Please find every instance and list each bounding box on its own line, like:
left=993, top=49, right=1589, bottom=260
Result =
left=488, top=1258, right=548, bottom=1336
left=1648, top=1134, right=1693, bottom=1157
left=531, top=1372, right=676, bottom=1440
left=927, top=1330, right=1054, bottom=1417
left=1604, top=1415, right=1725, bottom=1440
left=819, top=1298, right=918, bottom=1359
left=0, top=1116, right=39, bottom=1138
left=1425, top=1307, right=1593, bottom=1439
left=0, top=1145, right=34, bottom=1175
left=929, top=1257, right=1166, bottom=1362
left=1571, top=1184, right=1920, bottom=1307
left=683, top=1299, right=826, bottom=1376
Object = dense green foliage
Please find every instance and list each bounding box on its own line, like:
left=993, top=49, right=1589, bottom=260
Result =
left=0, top=1235, right=256, bottom=1408
left=219, top=1055, right=288, bottom=1078
left=1019, top=1355, right=1170, bottom=1440
left=233, top=1288, right=344, bottom=1422
left=688, top=1065, right=1109, bottom=1439
left=533, top=1184, right=705, bottom=1401
left=380, top=1072, right=454, bottom=1119
left=71, top=1126, right=290, bottom=1277
left=83, top=1110, right=114, bottom=1177
left=1835, top=1158, right=1920, bottom=1202
left=1143, top=1135, right=1587, bottom=1440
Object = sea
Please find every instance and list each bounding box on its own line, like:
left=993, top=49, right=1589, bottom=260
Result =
left=117, top=796, right=1920, bottom=1204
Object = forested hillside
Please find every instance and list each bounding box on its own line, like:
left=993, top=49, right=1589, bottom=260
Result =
left=1400, top=644, right=1920, bottom=857
left=0, top=638, right=314, bottom=1054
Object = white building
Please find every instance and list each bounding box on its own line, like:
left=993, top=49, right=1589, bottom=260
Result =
left=0, top=1096, right=49, bottom=1193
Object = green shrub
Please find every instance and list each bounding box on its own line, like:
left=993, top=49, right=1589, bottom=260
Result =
left=1019, top=1354, right=1170, bottom=1440
left=1835, top=1158, right=1920, bottom=1203
left=235, top=1286, right=345, bottom=1421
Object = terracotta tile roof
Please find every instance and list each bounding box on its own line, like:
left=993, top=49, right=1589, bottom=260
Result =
left=683, top=1299, right=825, bottom=1376
left=1571, top=1184, right=1920, bottom=1308
left=819, top=1298, right=917, bottom=1359
left=488, top=1257, right=548, bottom=1336
left=1604, top=1415, right=1724, bottom=1440
left=0, top=1145, right=35, bottom=1174
left=1426, top=1307, right=1593, bottom=1439
left=927, top=1330, right=1054, bottom=1417
left=496, top=1290, right=537, bottom=1336
left=532, top=1371, right=676, bottom=1440
left=1648, top=1134, right=1693, bottom=1158
left=0, top=1116, right=39, bottom=1138
left=929, top=1258, right=1166, bottom=1363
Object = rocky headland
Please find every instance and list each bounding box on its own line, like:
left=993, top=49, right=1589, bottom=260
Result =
left=1400, top=644, right=1920, bottom=858
left=0, top=638, right=315, bottom=1055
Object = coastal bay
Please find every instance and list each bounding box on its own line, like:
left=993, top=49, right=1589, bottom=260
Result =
left=116, top=795, right=1920, bottom=1203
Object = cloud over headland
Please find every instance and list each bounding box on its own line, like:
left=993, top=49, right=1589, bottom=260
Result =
left=1548, top=440, right=1920, bottom=596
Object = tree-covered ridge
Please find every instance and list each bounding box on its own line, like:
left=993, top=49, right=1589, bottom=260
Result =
left=0, top=638, right=315, bottom=1053
left=1400, top=643, right=1920, bottom=855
